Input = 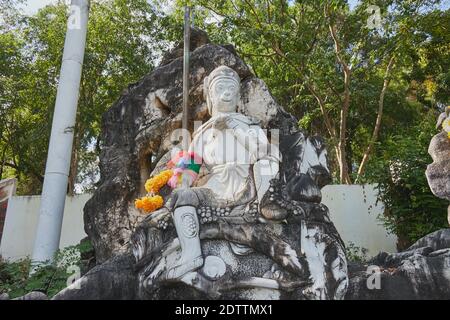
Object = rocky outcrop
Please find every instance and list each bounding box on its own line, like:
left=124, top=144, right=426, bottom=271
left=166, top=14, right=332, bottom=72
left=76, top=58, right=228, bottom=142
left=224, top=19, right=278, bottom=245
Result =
left=0, top=293, right=10, bottom=300
left=346, top=228, right=450, bottom=300
left=14, top=291, right=48, bottom=300
left=426, top=131, right=450, bottom=200
left=407, top=228, right=450, bottom=251
left=51, top=228, right=450, bottom=300
left=426, top=131, right=450, bottom=224
left=1, top=291, right=49, bottom=300
left=79, top=29, right=349, bottom=300
left=84, top=36, right=297, bottom=264
left=52, top=253, right=138, bottom=300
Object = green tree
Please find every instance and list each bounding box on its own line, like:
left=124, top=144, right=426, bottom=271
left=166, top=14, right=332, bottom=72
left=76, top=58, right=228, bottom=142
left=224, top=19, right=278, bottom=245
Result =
left=164, top=0, right=449, bottom=243
left=0, top=0, right=169, bottom=194
left=166, top=0, right=447, bottom=184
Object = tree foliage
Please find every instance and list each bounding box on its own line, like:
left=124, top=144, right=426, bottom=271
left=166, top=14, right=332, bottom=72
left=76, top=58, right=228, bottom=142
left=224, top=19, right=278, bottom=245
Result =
left=163, top=0, right=449, bottom=244
left=364, top=111, right=448, bottom=248
left=165, top=0, right=448, bottom=184
left=0, top=0, right=168, bottom=194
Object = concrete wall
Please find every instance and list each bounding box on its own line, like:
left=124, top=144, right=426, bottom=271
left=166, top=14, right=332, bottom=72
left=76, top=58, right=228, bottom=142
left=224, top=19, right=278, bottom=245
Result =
left=0, top=194, right=90, bottom=261
left=322, top=184, right=398, bottom=257
left=0, top=184, right=398, bottom=261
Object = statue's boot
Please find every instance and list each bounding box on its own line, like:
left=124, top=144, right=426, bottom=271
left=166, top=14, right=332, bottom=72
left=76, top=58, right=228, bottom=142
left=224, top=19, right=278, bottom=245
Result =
left=166, top=205, right=204, bottom=280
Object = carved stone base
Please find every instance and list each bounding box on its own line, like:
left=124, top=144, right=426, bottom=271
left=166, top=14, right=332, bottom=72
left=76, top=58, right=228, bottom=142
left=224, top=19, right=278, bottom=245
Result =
left=131, top=199, right=348, bottom=300
left=50, top=229, right=450, bottom=300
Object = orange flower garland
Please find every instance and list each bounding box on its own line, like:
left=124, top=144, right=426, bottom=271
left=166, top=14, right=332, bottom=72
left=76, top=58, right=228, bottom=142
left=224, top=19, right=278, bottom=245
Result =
left=135, top=169, right=173, bottom=214
left=135, top=195, right=164, bottom=212
left=145, top=169, right=174, bottom=193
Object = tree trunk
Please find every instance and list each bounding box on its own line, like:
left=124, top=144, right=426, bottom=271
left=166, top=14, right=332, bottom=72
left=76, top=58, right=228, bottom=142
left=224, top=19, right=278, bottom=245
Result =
left=0, top=147, right=6, bottom=179
left=328, top=15, right=352, bottom=184
left=67, top=139, right=78, bottom=196
left=355, top=55, right=395, bottom=183
left=68, top=122, right=81, bottom=196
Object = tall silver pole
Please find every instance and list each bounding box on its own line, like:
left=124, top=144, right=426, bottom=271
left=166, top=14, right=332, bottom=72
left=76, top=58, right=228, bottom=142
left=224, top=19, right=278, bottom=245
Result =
left=31, top=0, right=90, bottom=267
left=182, top=6, right=191, bottom=150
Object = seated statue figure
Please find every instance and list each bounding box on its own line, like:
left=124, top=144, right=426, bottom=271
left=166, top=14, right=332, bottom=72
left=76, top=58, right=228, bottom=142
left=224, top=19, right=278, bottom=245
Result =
left=132, top=65, right=348, bottom=300
left=163, top=65, right=280, bottom=280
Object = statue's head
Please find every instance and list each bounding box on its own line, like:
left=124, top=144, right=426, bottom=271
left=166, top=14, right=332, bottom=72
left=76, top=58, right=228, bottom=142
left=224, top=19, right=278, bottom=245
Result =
left=203, top=66, right=240, bottom=116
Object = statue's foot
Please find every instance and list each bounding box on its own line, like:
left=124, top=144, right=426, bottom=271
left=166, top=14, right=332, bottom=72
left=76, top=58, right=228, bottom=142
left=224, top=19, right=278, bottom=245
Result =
left=166, top=256, right=204, bottom=280
left=260, top=202, right=288, bottom=221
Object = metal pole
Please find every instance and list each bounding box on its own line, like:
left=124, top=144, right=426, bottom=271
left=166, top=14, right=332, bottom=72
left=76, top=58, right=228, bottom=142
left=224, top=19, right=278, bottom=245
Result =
left=182, top=6, right=191, bottom=150
left=31, top=0, right=90, bottom=267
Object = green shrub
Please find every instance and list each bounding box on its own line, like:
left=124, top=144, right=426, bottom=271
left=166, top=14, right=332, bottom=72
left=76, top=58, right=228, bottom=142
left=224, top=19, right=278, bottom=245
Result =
left=363, top=111, right=449, bottom=249
left=345, top=242, right=369, bottom=263
left=0, top=241, right=93, bottom=299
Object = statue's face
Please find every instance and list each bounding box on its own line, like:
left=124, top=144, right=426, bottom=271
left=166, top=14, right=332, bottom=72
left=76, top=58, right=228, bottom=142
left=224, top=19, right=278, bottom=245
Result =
left=209, top=78, right=239, bottom=115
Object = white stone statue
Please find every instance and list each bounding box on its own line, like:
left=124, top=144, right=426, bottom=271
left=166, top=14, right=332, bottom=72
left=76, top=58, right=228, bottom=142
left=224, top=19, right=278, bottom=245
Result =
left=165, top=65, right=280, bottom=280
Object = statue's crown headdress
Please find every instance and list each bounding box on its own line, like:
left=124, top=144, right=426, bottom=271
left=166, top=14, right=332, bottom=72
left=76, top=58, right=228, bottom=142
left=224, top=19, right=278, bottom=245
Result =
left=203, top=66, right=240, bottom=97
left=203, top=66, right=241, bottom=114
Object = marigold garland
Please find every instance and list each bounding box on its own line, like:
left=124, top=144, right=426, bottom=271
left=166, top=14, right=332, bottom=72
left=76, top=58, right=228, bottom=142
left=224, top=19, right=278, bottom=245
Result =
left=144, top=169, right=173, bottom=193
left=134, top=151, right=203, bottom=214
left=135, top=195, right=164, bottom=213
left=135, top=169, right=173, bottom=214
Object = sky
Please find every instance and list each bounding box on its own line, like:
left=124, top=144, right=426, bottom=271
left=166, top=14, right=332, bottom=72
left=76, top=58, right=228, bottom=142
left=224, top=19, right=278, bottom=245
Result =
left=19, top=0, right=450, bottom=16
left=348, top=0, right=359, bottom=11
left=22, top=0, right=58, bottom=15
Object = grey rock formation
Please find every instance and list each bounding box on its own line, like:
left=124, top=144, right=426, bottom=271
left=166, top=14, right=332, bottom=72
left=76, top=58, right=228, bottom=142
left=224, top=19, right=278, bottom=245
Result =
left=13, top=291, right=48, bottom=300
left=346, top=228, right=450, bottom=300
left=0, top=293, right=9, bottom=300
left=84, top=37, right=295, bottom=264
left=52, top=253, right=138, bottom=300
left=426, top=131, right=450, bottom=224
left=426, top=131, right=450, bottom=201
left=160, top=27, right=210, bottom=66
left=79, top=34, right=347, bottom=300
left=407, top=228, right=450, bottom=251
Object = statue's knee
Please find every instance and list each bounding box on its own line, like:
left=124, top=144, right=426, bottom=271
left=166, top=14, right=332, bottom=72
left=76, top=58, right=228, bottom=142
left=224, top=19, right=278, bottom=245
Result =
left=171, top=189, right=200, bottom=209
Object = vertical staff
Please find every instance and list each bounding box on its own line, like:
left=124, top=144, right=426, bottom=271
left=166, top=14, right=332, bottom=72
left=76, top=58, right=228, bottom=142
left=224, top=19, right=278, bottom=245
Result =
left=182, top=6, right=191, bottom=151
left=31, top=0, right=90, bottom=269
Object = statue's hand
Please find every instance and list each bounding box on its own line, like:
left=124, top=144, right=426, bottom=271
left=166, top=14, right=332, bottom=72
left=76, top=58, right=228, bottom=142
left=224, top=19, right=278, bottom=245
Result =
left=180, top=173, right=194, bottom=189
left=212, top=114, right=230, bottom=131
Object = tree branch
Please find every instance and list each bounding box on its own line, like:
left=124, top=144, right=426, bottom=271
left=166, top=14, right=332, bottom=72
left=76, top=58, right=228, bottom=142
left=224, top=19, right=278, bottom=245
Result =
left=271, top=43, right=337, bottom=139
left=355, top=55, right=396, bottom=182
left=3, top=162, right=44, bottom=183
left=242, top=0, right=263, bottom=28
left=323, top=3, right=353, bottom=183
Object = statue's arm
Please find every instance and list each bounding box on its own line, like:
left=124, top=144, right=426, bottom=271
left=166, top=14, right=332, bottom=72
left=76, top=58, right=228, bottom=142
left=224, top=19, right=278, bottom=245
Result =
left=228, top=119, right=280, bottom=162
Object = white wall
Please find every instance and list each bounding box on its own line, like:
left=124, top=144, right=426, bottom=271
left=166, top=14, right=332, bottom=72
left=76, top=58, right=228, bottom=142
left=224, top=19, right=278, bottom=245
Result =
left=0, top=194, right=90, bottom=261
left=0, top=185, right=398, bottom=261
left=322, top=184, right=398, bottom=257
